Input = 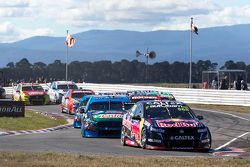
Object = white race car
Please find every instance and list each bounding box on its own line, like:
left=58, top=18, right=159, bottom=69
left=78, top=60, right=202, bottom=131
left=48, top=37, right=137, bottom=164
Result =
left=47, top=81, right=78, bottom=104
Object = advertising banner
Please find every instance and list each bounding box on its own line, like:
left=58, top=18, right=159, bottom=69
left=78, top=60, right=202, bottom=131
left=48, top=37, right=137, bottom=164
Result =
left=0, top=101, right=25, bottom=117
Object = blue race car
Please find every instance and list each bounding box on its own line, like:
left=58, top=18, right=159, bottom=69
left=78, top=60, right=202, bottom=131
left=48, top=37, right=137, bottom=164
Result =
left=73, top=95, right=95, bottom=128
left=80, top=95, right=130, bottom=138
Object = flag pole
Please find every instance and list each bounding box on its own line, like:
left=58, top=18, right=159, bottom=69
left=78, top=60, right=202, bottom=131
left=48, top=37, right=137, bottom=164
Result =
left=66, top=30, right=69, bottom=81
left=189, top=17, right=193, bottom=88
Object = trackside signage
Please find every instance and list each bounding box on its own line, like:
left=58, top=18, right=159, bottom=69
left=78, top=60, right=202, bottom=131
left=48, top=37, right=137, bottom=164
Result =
left=0, top=101, right=25, bottom=117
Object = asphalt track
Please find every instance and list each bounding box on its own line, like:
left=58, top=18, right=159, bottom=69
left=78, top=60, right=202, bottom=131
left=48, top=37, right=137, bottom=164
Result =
left=0, top=104, right=249, bottom=156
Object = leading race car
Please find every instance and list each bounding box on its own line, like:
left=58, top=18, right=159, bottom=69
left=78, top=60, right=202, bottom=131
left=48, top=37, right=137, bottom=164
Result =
left=12, top=83, right=50, bottom=105
left=81, top=95, right=130, bottom=137
left=121, top=100, right=211, bottom=151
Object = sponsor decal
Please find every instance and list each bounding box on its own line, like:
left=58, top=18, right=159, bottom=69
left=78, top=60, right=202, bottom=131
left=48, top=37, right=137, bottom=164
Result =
left=95, top=114, right=123, bottom=119
left=26, top=91, right=44, bottom=96
left=148, top=138, right=162, bottom=143
left=131, top=96, right=158, bottom=100
left=171, top=136, right=195, bottom=140
left=145, top=101, right=184, bottom=108
left=201, top=139, right=210, bottom=143
left=156, top=119, right=200, bottom=128
left=150, top=126, right=165, bottom=133
left=0, top=101, right=25, bottom=117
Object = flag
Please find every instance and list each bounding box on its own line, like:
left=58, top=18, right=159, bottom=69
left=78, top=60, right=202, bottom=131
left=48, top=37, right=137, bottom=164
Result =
left=65, top=34, right=76, bottom=48
left=191, top=23, right=198, bottom=35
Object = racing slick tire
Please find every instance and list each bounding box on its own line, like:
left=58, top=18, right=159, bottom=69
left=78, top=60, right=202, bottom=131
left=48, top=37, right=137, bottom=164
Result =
left=140, top=128, right=147, bottom=149
left=204, top=130, right=212, bottom=152
left=200, top=129, right=212, bottom=153
left=121, top=126, right=127, bottom=146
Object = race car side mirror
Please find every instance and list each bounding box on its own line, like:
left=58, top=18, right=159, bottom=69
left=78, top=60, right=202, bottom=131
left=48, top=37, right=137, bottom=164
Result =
left=197, top=115, right=203, bottom=120
left=132, top=115, right=141, bottom=121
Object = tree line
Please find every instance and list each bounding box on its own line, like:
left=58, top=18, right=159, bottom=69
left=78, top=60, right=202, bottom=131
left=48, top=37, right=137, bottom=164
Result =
left=0, top=58, right=249, bottom=85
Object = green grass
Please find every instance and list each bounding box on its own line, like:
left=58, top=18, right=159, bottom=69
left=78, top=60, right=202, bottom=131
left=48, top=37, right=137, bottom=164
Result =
left=0, top=152, right=249, bottom=167
left=0, top=110, right=67, bottom=131
left=188, top=103, right=250, bottom=114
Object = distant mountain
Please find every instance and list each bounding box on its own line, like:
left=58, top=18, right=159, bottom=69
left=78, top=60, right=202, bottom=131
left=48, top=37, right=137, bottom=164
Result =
left=1, top=24, right=250, bottom=67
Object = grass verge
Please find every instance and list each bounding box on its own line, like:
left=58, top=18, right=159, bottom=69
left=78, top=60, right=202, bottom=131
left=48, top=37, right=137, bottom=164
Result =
left=188, top=104, right=250, bottom=114
left=0, top=152, right=250, bottom=167
left=0, top=110, right=67, bottom=131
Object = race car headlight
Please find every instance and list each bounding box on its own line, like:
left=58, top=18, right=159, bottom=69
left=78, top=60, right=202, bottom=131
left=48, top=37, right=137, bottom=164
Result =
left=150, top=126, right=165, bottom=133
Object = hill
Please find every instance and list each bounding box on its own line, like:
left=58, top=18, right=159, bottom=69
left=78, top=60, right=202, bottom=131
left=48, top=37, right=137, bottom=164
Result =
left=0, top=24, right=250, bottom=67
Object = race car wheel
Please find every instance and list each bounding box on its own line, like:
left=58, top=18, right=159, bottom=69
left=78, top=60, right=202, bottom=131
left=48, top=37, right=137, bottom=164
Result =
left=201, top=129, right=212, bottom=152
left=121, top=126, right=127, bottom=146
left=140, top=128, right=147, bottom=149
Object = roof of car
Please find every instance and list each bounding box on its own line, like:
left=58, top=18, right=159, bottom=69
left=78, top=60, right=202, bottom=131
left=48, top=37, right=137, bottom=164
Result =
left=20, top=83, right=41, bottom=87
left=54, top=81, right=76, bottom=85
left=88, top=95, right=130, bottom=103
left=72, top=89, right=94, bottom=94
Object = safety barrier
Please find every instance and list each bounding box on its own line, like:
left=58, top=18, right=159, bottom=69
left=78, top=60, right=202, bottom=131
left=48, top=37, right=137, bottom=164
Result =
left=4, top=83, right=250, bottom=106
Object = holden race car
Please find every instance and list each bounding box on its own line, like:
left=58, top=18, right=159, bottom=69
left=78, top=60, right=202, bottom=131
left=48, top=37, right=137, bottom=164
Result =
left=80, top=95, right=130, bottom=137
left=47, top=81, right=78, bottom=104
left=61, top=89, right=95, bottom=114
left=121, top=100, right=211, bottom=151
left=12, top=83, right=50, bottom=105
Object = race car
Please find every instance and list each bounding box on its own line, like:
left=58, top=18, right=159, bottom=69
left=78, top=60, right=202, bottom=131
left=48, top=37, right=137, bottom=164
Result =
left=47, top=81, right=78, bottom=104
left=12, top=83, right=50, bottom=105
left=121, top=100, right=211, bottom=151
left=73, top=95, right=95, bottom=128
left=0, top=86, right=6, bottom=99
left=80, top=95, right=130, bottom=137
left=61, top=89, right=95, bottom=114
left=128, top=90, right=176, bottom=103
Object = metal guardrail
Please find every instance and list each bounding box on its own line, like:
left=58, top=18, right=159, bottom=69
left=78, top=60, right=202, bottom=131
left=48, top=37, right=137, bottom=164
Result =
left=4, top=83, right=250, bottom=106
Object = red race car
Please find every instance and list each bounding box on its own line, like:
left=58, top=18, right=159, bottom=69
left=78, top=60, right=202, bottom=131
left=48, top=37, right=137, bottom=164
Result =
left=61, top=89, right=95, bottom=114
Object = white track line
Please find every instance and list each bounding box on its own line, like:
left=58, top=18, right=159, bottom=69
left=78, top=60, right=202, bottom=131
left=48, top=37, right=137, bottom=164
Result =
left=195, top=108, right=250, bottom=151
left=195, top=108, right=250, bottom=122
left=214, top=132, right=250, bottom=151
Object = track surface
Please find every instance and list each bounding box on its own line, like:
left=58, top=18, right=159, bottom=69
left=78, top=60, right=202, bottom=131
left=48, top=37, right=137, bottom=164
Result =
left=0, top=105, right=249, bottom=156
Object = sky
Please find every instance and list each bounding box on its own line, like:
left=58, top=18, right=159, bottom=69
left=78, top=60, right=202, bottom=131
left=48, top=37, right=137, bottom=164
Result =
left=0, top=0, right=250, bottom=43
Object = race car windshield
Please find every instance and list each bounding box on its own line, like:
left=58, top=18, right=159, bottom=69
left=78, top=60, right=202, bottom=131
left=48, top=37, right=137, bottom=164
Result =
left=145, top=106, right=195, bottom=119
left=72, top=92, right=93, bottom=99
left=89, top=102, right=124, bottom=111
left=22, top=86, right=43, bottom=91
left=58, top=84, right=78, bottom=90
